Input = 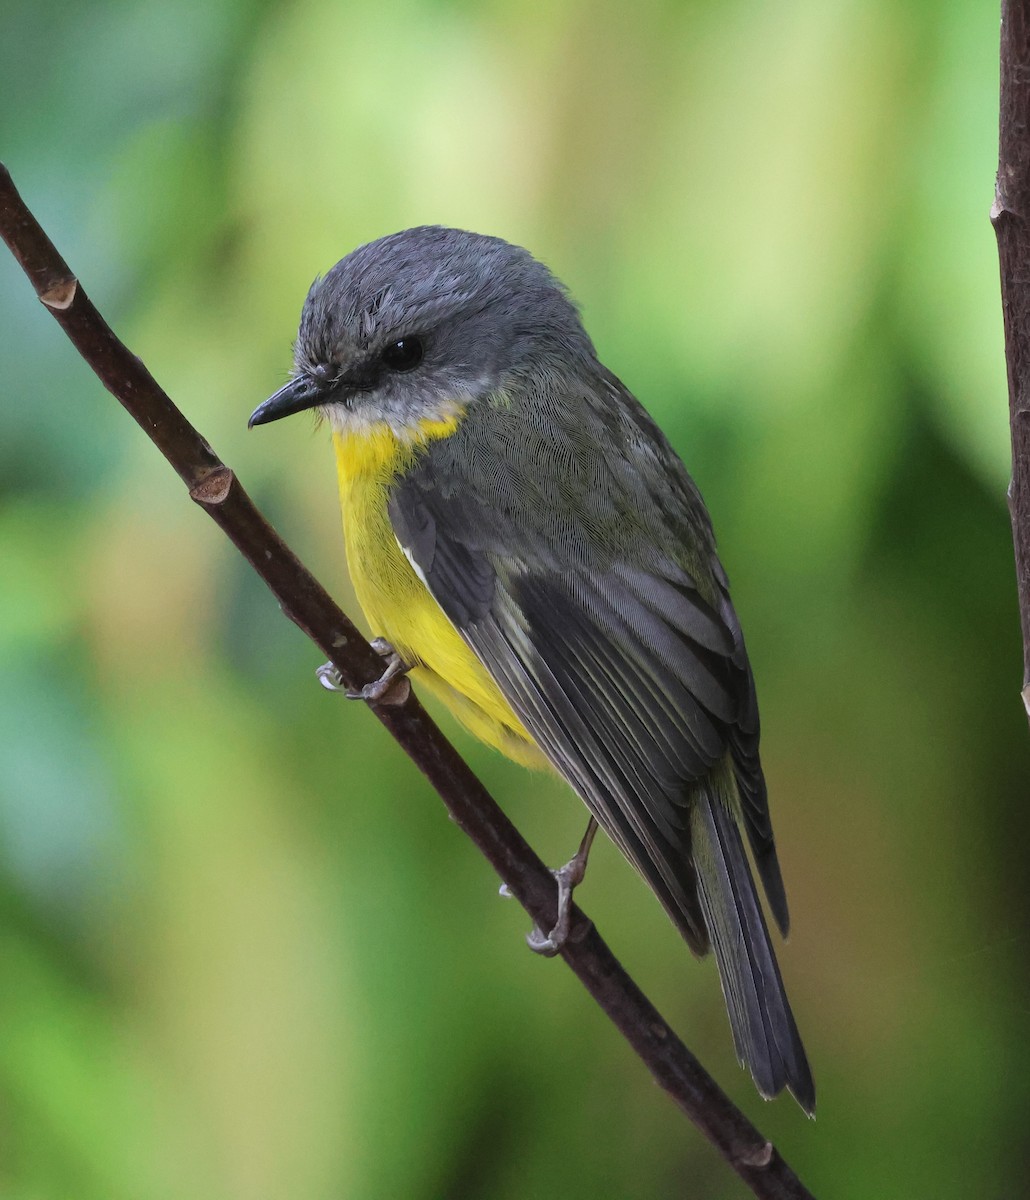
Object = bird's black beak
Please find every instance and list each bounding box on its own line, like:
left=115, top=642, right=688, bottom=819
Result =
left=248, top=375, right=325, bottom=428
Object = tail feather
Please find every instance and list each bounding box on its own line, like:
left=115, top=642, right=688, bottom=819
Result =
left=690, top=788, right=815, bottom=1115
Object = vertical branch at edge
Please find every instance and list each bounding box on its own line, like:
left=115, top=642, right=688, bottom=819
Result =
left=994, top=0, right=1030, bottom=724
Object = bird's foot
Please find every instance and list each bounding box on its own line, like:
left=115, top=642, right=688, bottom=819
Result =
left=526, top=818, right=598, bottom=957
left=316, top=638, right=411, bottom=706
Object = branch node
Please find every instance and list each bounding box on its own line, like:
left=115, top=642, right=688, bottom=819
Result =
left=40, top=276, right=77, bottom=309
left=189, top=466, right=234, bottom=505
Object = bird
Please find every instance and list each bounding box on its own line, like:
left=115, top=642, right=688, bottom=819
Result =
left=249, top=226, right=815, bottom=1113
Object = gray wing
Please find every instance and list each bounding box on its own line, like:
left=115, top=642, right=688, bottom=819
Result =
left=387, top=376, right=788, bottom=945
left=388, top=377, right=814, bottom=1110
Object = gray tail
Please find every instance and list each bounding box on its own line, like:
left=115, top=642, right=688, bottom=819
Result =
left=690, top=788, right=816, bottom=1115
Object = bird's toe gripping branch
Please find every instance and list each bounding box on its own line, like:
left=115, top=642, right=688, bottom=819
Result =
left=317, top=637, right=411, bottom=705
left=526, top=817, right=598, bottom=956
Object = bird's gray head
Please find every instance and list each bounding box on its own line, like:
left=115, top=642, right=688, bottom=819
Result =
left=249, top=226, right=595, bottom=436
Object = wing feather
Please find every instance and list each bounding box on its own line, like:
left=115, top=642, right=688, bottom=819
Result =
left=385, top=395, right=812, bottom=1106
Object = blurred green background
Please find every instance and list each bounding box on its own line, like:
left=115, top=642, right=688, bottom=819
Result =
left=2, top=0, right=1027, bottom=1196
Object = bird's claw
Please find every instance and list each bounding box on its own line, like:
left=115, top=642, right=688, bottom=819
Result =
left=526, top=924, right=565, bottom=957
left=316, top=639, right=411, bottom=706
left=526, top=821, right=598, bottom=956
left=316, top=663, right=345, bottom=692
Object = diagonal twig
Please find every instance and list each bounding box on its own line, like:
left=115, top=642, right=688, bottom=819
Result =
left=0, top=162, right=816, bottom=1200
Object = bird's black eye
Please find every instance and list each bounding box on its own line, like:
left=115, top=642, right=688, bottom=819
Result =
left=380, top=336, right=424, bottom=372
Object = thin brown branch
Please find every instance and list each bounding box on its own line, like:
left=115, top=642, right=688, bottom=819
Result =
left=995, top=0, right=1030, bottom=724
left=0, top=162, right=816, bottom=1200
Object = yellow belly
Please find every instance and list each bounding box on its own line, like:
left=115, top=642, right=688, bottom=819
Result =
left=333, top=423, right=545, bottom=768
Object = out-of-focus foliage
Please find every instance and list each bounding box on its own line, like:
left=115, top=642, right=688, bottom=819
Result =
left=1, top=1, right=1026, bottom=1196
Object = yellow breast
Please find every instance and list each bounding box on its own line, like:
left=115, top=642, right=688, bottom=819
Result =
left=332, top=420, right=545, bottom=768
